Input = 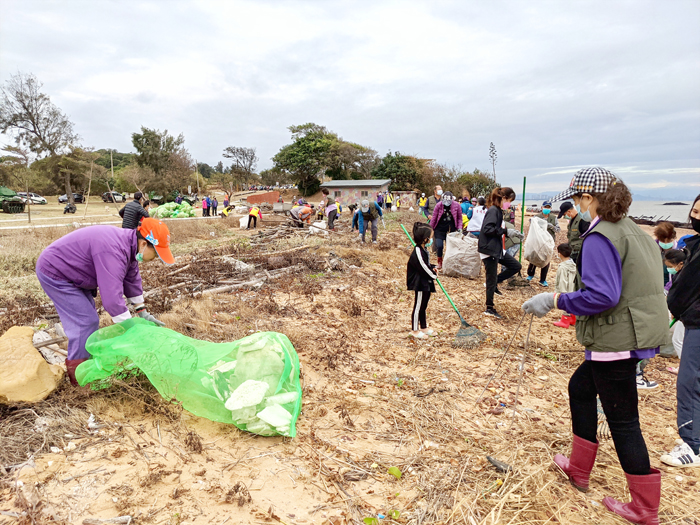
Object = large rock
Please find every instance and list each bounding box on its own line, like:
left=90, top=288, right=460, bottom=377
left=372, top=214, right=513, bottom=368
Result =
left=0, top=326, right=64, bottom=403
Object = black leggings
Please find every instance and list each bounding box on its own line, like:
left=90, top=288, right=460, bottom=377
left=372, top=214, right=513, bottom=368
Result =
left=482, top=254, right=521, bottom=307
left=569, top=359, right=650, bottom=475
left=411, top=291, right=431, bottom=331
left=247, top=215, right=257, bottom=229
left=328, top=210, right=337, bottom=230
left=527, top=263, right=550, bottom=282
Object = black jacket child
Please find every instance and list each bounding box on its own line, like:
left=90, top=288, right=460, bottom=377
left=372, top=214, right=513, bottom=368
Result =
left=407, top=245, right=437, bottom=292
left=478, top=205, right=507, bottom=259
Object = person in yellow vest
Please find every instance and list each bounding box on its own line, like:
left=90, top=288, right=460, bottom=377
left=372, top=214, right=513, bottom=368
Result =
left=418, top=193, right=428, bottom=217
left=335, top=201, right=342, bottom=217
left=247, top=206, right=262, bottom=229
left=385, top=192, right=393, bottom=210
left=396, top=197, right=401, bottom=210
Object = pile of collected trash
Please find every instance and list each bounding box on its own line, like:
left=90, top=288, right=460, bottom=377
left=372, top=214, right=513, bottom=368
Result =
left=151, top=201, right=196, bottom=218
left=76, top=319, right=302, bottom=437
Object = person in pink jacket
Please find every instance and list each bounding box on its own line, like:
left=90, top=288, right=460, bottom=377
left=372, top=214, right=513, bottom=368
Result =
left=429, top=191, right=463, bottom=269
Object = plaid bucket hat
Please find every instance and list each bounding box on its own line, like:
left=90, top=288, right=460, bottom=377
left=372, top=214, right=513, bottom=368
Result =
left=551, top=167, right=619, bottom=202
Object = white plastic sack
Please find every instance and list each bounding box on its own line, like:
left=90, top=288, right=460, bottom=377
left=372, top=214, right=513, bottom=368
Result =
left=524, top=217, right=555, bottom=268
left=442, top=232, right=481, bottom=279
left=309, top=221, right=329, bottom=236
left=239, top=216, right=248, bottom=229
left=391, top=205, right=397, bottom=212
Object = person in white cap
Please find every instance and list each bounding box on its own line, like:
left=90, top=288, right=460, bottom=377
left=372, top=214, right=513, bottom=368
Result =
left=418, top=193, right=428, bottom=217
left=357, top=199, right=383, bottom=244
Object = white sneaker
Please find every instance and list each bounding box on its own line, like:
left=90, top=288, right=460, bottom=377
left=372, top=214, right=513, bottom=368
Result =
left=423, top=329, right=438, bottom=337
left=409, top=331, right=429, bottom=340
left=660, top=440, right=700, bottom=468
left=636, top=373, right=658, bottom=390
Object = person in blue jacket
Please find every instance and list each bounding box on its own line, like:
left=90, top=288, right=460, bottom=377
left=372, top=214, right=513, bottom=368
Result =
left=356, top=199, right=384, bottom=244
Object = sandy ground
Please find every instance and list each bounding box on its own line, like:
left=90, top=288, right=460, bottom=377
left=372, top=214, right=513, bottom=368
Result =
left=0, top=212, right=698, bottom=525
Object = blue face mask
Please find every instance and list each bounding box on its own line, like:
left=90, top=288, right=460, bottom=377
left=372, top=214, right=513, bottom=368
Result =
left=659, top=241, right=674, bottom=250
left=667, top=267, right=677, bottom=275
left=425, top=239, right=433, bottom=248
left=542, top=208, right=551, bottom=215
left=136, top=251, right=144, bottom=263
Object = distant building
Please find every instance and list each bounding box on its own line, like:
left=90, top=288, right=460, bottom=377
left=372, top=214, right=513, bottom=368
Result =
left=319, top=179, right=392, bottom=205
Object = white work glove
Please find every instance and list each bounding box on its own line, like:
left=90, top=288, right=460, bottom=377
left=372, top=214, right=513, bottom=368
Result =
left=508, top=229, right=524, bottom=240
left=382, top=218, right=386, bottom=229
left=521, top=293, right=555, bottom=318
left=137, top=308, right=166, bottom=327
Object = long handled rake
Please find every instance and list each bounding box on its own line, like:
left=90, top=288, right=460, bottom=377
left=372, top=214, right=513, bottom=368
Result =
left=473, top=312, right=535, bottom=428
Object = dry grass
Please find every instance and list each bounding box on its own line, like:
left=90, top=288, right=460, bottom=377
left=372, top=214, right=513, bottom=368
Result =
left=1, top=211, right=699, bottom=525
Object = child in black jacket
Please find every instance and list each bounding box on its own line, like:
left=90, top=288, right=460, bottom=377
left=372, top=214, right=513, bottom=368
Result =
left=407, top=222, right=438, bottom=339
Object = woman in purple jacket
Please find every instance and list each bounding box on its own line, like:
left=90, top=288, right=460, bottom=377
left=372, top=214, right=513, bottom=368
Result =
left=523, top=168, right=668, bottom=525
left=429, top=191, right=462, bottom=270
left=36, top=218, right=174, bottom=385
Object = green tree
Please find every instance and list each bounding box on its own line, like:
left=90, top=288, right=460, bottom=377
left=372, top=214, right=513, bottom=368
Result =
left=31, top=147, right=95, bottom=196
left=94, top=149, right=136, bottom=172
left=259, top=167, right=293, bottom=186
left=0, top=72, right=80, bottom=202
left=0, top=146, right=32, bottom=189
left=272, top=123, right=336, bottom=196
left=457, top=168, right=498, bottom=199
left=131, top=127, right=184, bottom=177
left=325, top=141, right=379, bottom=180
left=371, top=152, right=425, bottom=191
left=197, top=162, right=214, bottom=178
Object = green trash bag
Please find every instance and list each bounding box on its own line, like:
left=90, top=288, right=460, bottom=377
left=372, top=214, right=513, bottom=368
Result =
left=75, top=318, right=302, bottom=437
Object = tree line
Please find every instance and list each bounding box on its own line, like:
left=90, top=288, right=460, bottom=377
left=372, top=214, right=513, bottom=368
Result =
left=0, top=72, right=498, bottom=202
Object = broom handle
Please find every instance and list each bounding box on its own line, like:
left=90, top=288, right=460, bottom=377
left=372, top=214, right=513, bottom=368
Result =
left=400, top=224, right=465, bottom=322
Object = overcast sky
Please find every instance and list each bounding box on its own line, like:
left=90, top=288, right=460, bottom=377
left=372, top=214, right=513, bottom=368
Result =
left=1, top=0, right=699, bottom=196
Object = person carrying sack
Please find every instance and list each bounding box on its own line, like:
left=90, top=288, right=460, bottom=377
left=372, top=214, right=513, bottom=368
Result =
left=522, top=168, right=668, bottom=525
left=526, top=201, right=558, bottom=287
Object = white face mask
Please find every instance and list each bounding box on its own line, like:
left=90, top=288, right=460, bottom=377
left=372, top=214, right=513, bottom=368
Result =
left=579, top=198, right=592, bottom=222
left=437, top=190, right=443, bottom=196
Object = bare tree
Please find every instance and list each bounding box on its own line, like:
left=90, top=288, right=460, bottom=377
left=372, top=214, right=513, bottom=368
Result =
left=0, top=73, right=80, bottom=202
left=489, top=142, right=497, bottom=182
left=223, top=146, right=258, bottom=190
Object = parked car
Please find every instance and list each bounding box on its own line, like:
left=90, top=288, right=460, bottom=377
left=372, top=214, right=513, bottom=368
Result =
left=17, top=192, right=48, bottom=204
left=102, top=191, right=126, bottom=203
left=58, top=193, right=84, bottom=204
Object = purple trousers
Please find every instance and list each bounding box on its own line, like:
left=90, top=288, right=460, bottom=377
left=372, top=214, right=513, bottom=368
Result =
left=37, top=271, right=100, bottom=360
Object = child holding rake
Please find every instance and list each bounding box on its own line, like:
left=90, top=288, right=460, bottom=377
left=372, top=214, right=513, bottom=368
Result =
left=407, top=222, right=438, bottom=340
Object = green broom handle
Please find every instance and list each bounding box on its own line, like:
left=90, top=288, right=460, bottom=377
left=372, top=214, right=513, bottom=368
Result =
left=400, top=224, right=463, bottom=320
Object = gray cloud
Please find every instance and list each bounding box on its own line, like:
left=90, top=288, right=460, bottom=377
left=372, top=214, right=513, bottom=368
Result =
left=1, top=0, right=698, bottom=194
